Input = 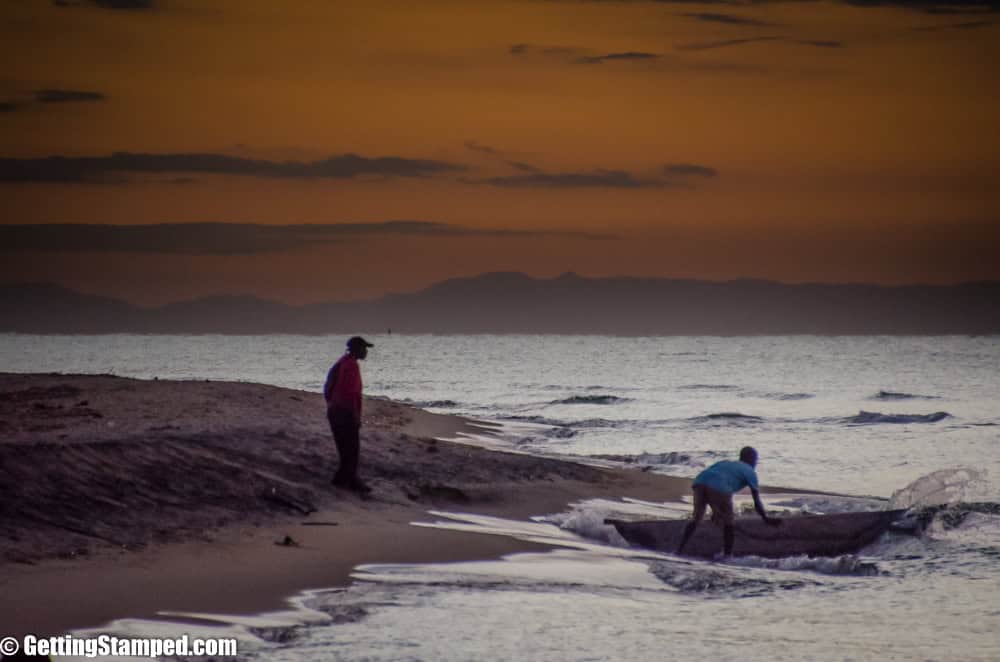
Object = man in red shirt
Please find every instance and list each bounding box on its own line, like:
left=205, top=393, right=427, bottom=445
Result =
left=324, top=336, right=374, bottom=494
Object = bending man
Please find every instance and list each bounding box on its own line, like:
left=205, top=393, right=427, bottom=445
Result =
left=676, top=446, right=780, bottom=557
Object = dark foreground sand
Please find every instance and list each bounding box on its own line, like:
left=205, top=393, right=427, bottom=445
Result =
left=0, top=373, right=693, bottom=638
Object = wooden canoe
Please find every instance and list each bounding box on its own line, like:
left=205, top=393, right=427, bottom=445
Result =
left=606, top=509, right=909, bottom=559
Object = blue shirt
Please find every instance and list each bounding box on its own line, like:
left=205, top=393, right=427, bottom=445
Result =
left=693, top=460, right=759, bottom=494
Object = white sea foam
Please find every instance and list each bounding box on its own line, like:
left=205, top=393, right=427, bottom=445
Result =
left=723, top=553, right=882, bottom=576
left=889, top=467, right=990, bottom=509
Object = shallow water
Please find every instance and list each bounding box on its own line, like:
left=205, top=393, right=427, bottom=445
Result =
left=65, top=497, right=1000, bottom=661
left=3, top=334, right=999, bottom=660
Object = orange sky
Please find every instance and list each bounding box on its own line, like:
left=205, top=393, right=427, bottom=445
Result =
left=1, top=0, right=998, bottom=304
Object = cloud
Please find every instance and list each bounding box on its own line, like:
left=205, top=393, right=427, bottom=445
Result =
left=92, top=0, right=154, bottom=7
left=563, top=0, right=1000, bottom=14
left=486, top=169, right=662, bottom=189
left=576, top=51, right=660, bottom=64
left=0, top=89, right=107, bottom=113
left=508, top=43, right=587, bottom=58
left=913, top=19, right=995, bottom=29
left=506, top=161, right=543, bottom=174
left=479, top=159, right=720, bottom=189
left=572, top=0, right=999, bottom=9
left=797, top=39, right=843, bottom=47
left=680, top=12, right=775, bottom=26
left=839, top=0, right=999, bottom=14
left=34, top=89, right=106, bottom=104
left=0, top=152, right=466, bottom=183
left=0, top=222, right=615, bottom=255
left=464, top=140, right=500, bottom=155
left=462, top=142, right=545, bottom=173
left=676, top=36, right=786, bottom=51
left=53, top=0, right=156, bottom=9
left=676, top=36, right=843, bottom=50
left=664, top=163, right=718, bottom=177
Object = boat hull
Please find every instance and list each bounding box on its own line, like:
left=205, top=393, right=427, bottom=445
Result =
left=606, top=510, right=908, bottom=559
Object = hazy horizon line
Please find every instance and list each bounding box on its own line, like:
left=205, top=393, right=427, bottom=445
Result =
left=5, top=271, right=999, bottom=309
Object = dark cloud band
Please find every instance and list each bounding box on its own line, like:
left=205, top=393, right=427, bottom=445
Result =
left=34, top=89, right=106, bottom=104
left=680, top=12, right=775, bottom=26
left=576, top=52, right=660, bottom=65
left=0, top=222, right=615, bottom=255
left=664, top=163, right=718, bottom=177
left=486, top=169, right=662, bottom=189
left=0, top=152, right=466, bottom=183
left=53, top=1, right=156, bottom=9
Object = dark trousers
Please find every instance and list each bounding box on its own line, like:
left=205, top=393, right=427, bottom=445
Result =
left=327, top=410, right=360, bottom=484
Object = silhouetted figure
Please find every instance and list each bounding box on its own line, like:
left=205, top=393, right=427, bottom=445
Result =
left=676, top=446, right=780, bottom=557
left=324, top=336, right=374, bottom=494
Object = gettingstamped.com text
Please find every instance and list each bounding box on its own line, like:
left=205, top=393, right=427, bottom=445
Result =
left=2, top=634, right=238, bottom=658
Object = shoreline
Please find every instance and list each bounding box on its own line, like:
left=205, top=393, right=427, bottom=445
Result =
left=0, top=373, right=694, bottom=638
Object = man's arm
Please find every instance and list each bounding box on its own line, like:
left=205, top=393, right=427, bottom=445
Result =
left=323, top=361, right=339, bottom=404
left=751, top=489, right=781, bottom=526
left=341, top=360, right=362, bottom=427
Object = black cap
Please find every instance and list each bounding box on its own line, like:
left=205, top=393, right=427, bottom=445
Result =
left=347, top=336, right=374, bottom=350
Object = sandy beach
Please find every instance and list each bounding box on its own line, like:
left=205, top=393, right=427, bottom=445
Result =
left=0, top=373, right=692, bottom=638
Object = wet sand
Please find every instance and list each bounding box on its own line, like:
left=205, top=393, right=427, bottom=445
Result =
left=0, top=373, right=691, bottom=638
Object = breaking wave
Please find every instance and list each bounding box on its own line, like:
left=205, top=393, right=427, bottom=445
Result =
left=761, top=392, right=815, bottom=401
left=648, top=562, right=818, bottom=596
left=678, top=384, right=740, bottom=391
left=871, top=390, right=939, bottom=401
left=723, top=554, right=882, bottom=577
left=845, top=411, right=951, bottom=425
left=406, top=399, right=460, bottom=409
left=689, top=412, right=764, bottom=425
left=889, top=468, right=990, bottom=509
left=549, top=395, right=631, bottom=405
left=588, top=451, right=696, bottom=467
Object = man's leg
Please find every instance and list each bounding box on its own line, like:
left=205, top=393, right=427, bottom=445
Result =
left=342, top=423, right=363, bottom=489
left=722, top=524, right=735, bottom=556
left=330, top=413, right=358, bottom=486
left=715, top=494, right=736, bottom=556
left=677, top=485, right=707, bottom=555
left=328, top=411, right=345, bottom=485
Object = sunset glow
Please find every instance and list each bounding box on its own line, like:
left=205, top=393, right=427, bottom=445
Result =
left=2, top=0, right=997, bottom=304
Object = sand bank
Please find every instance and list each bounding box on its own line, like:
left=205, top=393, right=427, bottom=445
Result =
left=0, top=373, right=692, bottom=638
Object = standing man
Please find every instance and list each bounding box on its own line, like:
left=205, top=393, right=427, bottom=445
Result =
left=324, top=336, right=374, bottom=494
left=676, top=446, right=780, bottom=557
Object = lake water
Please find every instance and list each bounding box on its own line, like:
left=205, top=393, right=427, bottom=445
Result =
left=3, top=334, right=998, bottom=660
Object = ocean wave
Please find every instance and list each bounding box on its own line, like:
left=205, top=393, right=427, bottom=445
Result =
left=845, top=411, right=951, bottom=425
left=689, top=412, right=764, bottom=426
left=649, top=562, right=817, bottom=596
left=545, top=506, right=631, bottom=547
left=569, top=418, right=631, bottom=429
left=589, top=451, right=695, bottom=466
left=549, top=395, right=631, bottom=405
left=756, top=392, right=815, bottom=401
left=498, top=415, right=629, bottom=429
left=906, top=502, right=1000, bottom=531
left=405, top=399, right=460, bottom=408
left=678, top=384, right=740, bottom=391
left=499, top=414, right=564, bottom=425
left=724, top=554, right=882, bottom=577
left=871, top=390, right=940, bottom=401
left=889, top=468, right=990, bottom=509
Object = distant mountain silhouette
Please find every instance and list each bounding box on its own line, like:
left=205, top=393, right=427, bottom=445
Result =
left=2, top=273, right=999, bottom=334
